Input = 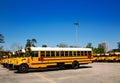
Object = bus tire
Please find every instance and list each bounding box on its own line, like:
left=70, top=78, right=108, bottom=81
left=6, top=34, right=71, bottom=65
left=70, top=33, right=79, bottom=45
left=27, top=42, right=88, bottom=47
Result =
left=57, top=63, right=64, bottom=69
left=18, top=64, right=28, bottom=73
left=72, top=61, right=79, bottom=69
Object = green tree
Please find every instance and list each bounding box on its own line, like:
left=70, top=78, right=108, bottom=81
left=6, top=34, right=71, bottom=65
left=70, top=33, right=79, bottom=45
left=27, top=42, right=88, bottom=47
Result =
left=69, top=45, right=77, bottom=48
left=42, top=45, right=47, bottom=47
left=57, top=43, right=68, bottom=48
left=97, top=47, right=104, bottom=54
left=31, top=38, right=37, bottom=47
left=25, top=38, right=37, bottom=48
left=25, top=39, right=31, bottom=48
left=93, top=47, right=104, bottom=54
left=86, top=43, right=93, bottom=48
left=93, top=48, right=98, bottom=54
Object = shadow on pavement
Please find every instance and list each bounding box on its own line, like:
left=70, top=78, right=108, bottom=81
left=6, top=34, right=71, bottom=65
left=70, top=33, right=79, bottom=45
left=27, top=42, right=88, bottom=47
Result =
left=14, top=65, right=92, bottom=74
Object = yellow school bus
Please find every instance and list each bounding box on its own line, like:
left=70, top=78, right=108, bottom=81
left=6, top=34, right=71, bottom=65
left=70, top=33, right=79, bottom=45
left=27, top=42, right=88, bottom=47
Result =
left=13, top=47, right=93, bottom=73
left=0, top=51, right=12, bottom=68
left=93, top=54, right=100, bottom=62
left=8, top=49, right=26, bottom=70
left=115, top=52, right=120, bottom=62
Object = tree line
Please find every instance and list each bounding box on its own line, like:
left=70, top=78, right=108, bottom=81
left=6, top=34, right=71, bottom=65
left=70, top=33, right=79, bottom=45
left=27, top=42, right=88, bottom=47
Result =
left=1, top=33, right=120, bottom=54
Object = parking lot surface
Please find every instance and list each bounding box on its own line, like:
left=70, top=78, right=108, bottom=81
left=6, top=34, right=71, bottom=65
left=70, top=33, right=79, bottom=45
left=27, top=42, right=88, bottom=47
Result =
left=0, top=63, right=120, bottom=83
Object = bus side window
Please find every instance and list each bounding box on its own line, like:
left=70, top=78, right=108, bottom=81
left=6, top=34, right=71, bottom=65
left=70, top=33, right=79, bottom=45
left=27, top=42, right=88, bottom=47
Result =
left=61, top=51, right=64, bottom=56
left=46, top=51, right=50, bottom=57
left=41, top=51, right=45, bottom=57
left=81, top=51, right=83, bottom=56
left=69, top=51, right=72, bottom=56
left=73, top=51, right=77, bottom=56
left=77, top=51, right=80, bottom=56
left=32, top=51, right=38, bottom=57
left=56, top=51, right=60, bottom=56
left=85, top=51, right=87, bottom=56
left=51, top=51, right=55, bottom=57
left=88, top=51, right=91, bottom=56
left=65, top=51, right=68, bottom=56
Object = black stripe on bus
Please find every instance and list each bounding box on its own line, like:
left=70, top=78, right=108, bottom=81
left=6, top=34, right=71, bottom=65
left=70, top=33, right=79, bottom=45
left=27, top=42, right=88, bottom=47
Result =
left=42, top=57, right=92, bottom=61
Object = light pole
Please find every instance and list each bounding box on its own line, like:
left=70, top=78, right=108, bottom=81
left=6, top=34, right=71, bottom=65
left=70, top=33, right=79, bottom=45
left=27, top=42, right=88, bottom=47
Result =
left=74, top=22, right=79, bottom=47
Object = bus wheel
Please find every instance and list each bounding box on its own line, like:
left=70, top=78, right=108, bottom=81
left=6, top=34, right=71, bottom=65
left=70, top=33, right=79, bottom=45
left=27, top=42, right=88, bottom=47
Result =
left=57, top=63, right=64, bottom=69
left=18, top=64, right=28, bottom=73
left=72, top=61, right=79, bottom=69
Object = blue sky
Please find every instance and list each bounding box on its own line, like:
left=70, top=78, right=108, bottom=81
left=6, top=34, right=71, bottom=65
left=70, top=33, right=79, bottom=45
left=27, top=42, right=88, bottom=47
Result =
left=0, top=0, right=120, bottom=51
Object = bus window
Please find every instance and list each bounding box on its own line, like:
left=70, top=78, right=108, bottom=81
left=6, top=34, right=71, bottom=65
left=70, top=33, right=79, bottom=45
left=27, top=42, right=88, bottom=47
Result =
left=69, top=51, right=72, bottom=56
left=56, top=51, right=60, bottom=56
left=88, top=51, right=91, bottom=56
left=73, top=51, right=77, bottom=56
left=61, top=51, right=64, bottom=56
left=77, top=51, right=80, bottom=56
left=85, top=51, right=87, bottom=56
left=81, top=51, right=84, bottom=56
left=32, top=51, right=38, bottom=57
left=46, top=51, right=50, bottom=57
left=51, top=51, right=55, bottom=57
left=41, top=51, right=45, bottom=57
left=65, top=51, right=68, bottom=56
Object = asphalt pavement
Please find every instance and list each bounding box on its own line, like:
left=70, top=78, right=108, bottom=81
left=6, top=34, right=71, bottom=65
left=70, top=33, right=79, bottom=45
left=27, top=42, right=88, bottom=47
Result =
left=0, top=63, right=120, bottom=83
